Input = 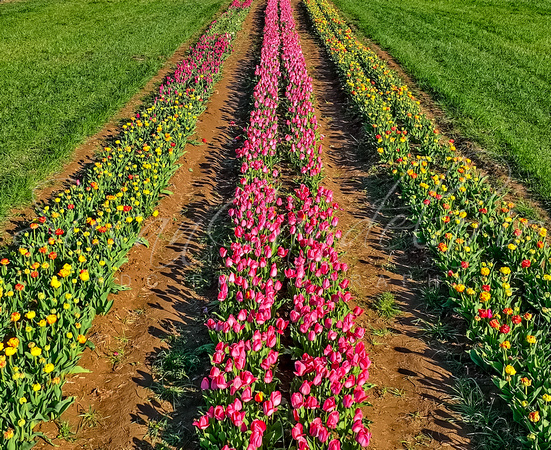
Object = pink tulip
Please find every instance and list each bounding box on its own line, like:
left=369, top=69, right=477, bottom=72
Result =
left=305, top=395, right=319, bottom=409
left=263, top=399, right=276, bottom=417
left=354, top=386, right=368, bottom=403
left=309, top=417, right=323, bottom=437
left=343, top=394, right=354, bottom=408
left=249, top=431, right=263, bottom=449
left=193, top=414, right=209, bottom=430
left=357, top=369, right=370, bottom=386
left=250, top=419, right=266, bottom=433
left=356, top=429, right=372, bottom=447
left=318, top=426, right=329, bottom=443
left=322, top=397, right=336, bottom=412
left=327, top=410, right=339, bottom=429
left=294, top=361, right=307, bottom=376
left=213, top=405, right=225, bottom=421
left=242, top=387, right=253, bottom=402
left=270, top=390, right=282, bottom=407
left=291, top=423, right=304, bottom=439
left=291, top=392, right=304, bottom=409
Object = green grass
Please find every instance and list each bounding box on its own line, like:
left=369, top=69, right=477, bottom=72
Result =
left=331, top=0, right=551, bottom=206
left=78, top=405, right=103, bottom=429
left=451, top=377, right=524, bottom=449
left=152, top=333, right=213, bottom=403
left=0, top=0, right=226, bottom=219
left=373, top=291, right=400, bottom=319
left=55, top=420, right=77, bottom=442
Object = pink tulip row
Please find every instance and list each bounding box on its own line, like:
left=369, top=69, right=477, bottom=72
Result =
left=230, top=0, right=253, bottom=8
left=235, top=0, right=281, bottom=182
left=280, top=1, right=323, bottom=187
left=195, top=0, right=373, bottom=448
left=194, top=1, right=287, bottom=448
left=156, top=2, right=252, bottom=112
left=280, top=1, right=372, bottom=448
left=285, top=186, right=372, bottom=449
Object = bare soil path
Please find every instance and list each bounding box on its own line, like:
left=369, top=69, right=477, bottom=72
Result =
left=291, top=0, right=472, bottom=448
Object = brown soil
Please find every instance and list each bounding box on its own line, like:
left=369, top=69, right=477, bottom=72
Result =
left=22, top=0, right=483, bottom=449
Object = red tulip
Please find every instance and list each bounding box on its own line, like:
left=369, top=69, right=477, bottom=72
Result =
left=193, top=415, right=209, bottom=430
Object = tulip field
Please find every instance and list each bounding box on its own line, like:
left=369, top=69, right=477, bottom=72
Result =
left=195, top=1, right=371, bottom=448
left=303, top=0, right=551, bottom=447
left=0, top=0, right=549, bottom=449
left=0, top=1, right=253, bottom=448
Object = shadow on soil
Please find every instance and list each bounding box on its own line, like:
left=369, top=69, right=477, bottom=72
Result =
left=130, top=3, right=266, bottom=449
left=293, top=1, right=477, bottom=447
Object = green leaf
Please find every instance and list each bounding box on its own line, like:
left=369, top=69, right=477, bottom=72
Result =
left=161, top=189, right=173, bottom=196
left=112, top=283, right=131, bottom=293
left=33, top=431, right=55, bottom=446
left=53, top=396, right=75, bottom=416
left=100, top=299, right=114, bottom=315
left=266, top=419, right=283, bottom=443
left=136, top=236, right=149, bottom=248
left=67, top=365, right=92, bottom=375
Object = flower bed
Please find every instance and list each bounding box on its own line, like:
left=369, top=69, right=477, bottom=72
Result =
left=196, top=1, right=373, bottom=448
left=304, top=0, right=551, bottom=446
left=280, top=3, right=372, bottom=448
left=195, top=1, right=287, bottom=448
left=0, top=2, right=252, bottom=448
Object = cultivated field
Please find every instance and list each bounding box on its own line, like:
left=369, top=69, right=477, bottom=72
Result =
left=0, top=0, right=549, bottom=449
left=333, top=0, right=551, bottom=205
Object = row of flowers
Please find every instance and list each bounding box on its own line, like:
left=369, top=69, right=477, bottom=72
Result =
left=195, top=0, right=373, bottom=448
left=0, top=2, right=253, bottom=448
left=195, top=1, right=288, bottom=448
left=279, top=3, right=372, bottom=448
left=304, top=0, right=551, bottom=447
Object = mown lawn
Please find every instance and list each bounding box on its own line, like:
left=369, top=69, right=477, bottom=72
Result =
left=331, top=0, right=551, bottom=206
left=0, top=0, right=225, bottom=219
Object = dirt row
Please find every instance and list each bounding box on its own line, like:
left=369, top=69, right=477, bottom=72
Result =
left=28, top=0, right=474, bottom=448
left=292, top=1, right=470, bottom=448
